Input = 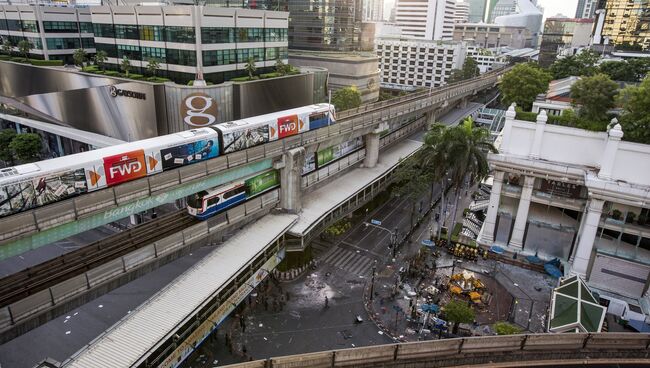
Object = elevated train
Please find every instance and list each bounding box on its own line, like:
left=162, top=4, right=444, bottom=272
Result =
left=0, top=104, right=335, bottom=219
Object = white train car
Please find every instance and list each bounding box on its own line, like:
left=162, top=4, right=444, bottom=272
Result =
left=215, top=103, right=335, bottom=154
left=0, top=128, right=219, bottom=217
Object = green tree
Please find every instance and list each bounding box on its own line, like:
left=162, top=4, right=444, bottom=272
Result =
left=331, top=86, right=362, bottom=111
left=9, top=133, right=42, bottom=163
left=443, top=300, right=475, bottom=335
left=570, top=73, right=619, bottom=123
left=549, top=50, right=600, bottom=79
left=120, top=57, right=131, bottom=77
left=94, top=50, right=108, bottom=71
left=500, top=62, right=552, bottom=111
left=73, top=48, right=86, bottom=67
left=617, top=76, right=650, bottom=144
left=17, top=39, right=32, bottom=61
left=0, top=129, right=16, bottom=164
left=494, top=321, right=522, bottom=335
left=146, top=58, right=160, bottom=77
left=449, top=57, right=480, bottom=83
left=599, top=61, right=637, bottom=82
left=393, top=156, right=435, bottom=231
left=244, top=57, right=257, bottom=80
left=1, top=39, right=11, bottom=55
left=275, top=57, right=290, bottom=76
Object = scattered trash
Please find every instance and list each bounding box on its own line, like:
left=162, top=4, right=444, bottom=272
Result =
left=73, top=312, right=78, bottom=316
left=259, top=323, right=263, bottom=327
left=65, top=331, right=71, bottom=335
left=263, top=337, right=268, bottom=341
left=351, top=343, right=356, bottom=347
left=378, top=331, right=384, bottom=335
left=63, top=320, right=68, bottom=324
left=356, top=250, right=360, bottom=253
left=127, top=310, right=132, bottom=314
left=513, top=283, right=519, bottom=287
left=251, top=293, right=258, bottom=297
left=98, top=305, right=103, bottom=308
left=399, top=335, right=404, bottom=339
left=65, top=316, right=71, bottom=319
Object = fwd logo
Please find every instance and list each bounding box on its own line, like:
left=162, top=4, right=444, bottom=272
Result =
left=277, top=115, right=300, bottom=138
left=103, top=150, right=147, bottom=186
left=109, top=159, right=142, bottom=178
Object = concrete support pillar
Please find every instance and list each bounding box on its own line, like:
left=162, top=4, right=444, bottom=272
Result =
left=598, top=120, right=623, bottom=180
left=363, top=131, right=380, bottom=168
left=279, top=147, right=305, bottom=213
left=571, top=199, right=604, bottom=278
left=426, top=111, right=437, bottom=126
left=508, top=175, right=535, bottom=250
left=460, top=97, right=468, bottom=109
left=498, top=104, right=516, bottom=154
left=530, top=110, right=547, bottom=159
left=479, top=170, right=505, bottom=245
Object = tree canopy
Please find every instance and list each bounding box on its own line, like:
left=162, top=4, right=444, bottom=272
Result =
left=73, top=48, right=86, bottom=67
left=499, top=63, right=552, bottom=111
left=146, top=58, right=160, bottom=76
left=549, top=50, right=600, bottom=80
left=9, top=133, right=42, bottom=163
left=331, top=86, right=362, bottom=111
left=570, top=73, right=619, bottom=123
left=449, top=57, right=480, bottom=83
left=494, top=321, right=522, bottom=335
left=0, top=129, right=16, bottom=164
left=598, top=59, right=650, bottom=82
left=94, top=50, right=108, bottom=71
left=17, top=39, right=31, bottom=60
left=244, top=57, right=257, bottom=80
left=120, top=57, right=132, bottom=77
left=444, top=300, right=475, bottom=334
left=617, top=76, right=650, bottom=144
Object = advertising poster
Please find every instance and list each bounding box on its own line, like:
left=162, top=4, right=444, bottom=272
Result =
left=161, top=139, right=219, bottom=170
left=245, top=170, right=279, bottom=196
left=277, top=114, right=301, bottom=139
left=0, top=168, right=88, bottom=217
left=316, top=147, right=334, bottom=167
left=222, top=125, right=269, bottom=154
left=103, top=150, right=147, bottom=186
left=302, top=153, right=316, bottom=174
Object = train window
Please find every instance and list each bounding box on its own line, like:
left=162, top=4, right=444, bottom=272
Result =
left=187, top=192, right=207, bottom=208
left=223, top=185, right=245, bottom=200
left=207, top=196, right=220, bottom=207
left=310, top=112, right=326, bottom=123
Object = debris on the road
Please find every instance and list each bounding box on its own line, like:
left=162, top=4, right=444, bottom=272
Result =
left=263, top=337, right=268, bottom=341
left=259, top=323, right=263, bottom=327
left=378, top=331, right=384, bottom=335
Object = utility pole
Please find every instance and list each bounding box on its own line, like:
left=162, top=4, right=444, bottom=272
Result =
left=370, top=261, right=377, bottom=301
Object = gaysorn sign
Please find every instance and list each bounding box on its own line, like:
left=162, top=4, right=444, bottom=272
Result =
left=109, top=85, right=146, bottom=100
left=181, top=92, right=218, bottom=127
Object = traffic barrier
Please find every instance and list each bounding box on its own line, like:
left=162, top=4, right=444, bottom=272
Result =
left=123, top=244, right=156, bottom=271
left=86, top=258, right=125, bottom=288
left=34, top=200, right=76, bottom=231
left=335, top=344, right=395, bottom=365
left=114, top=178, right=150, bottom=205
left=0, top=307, right=11, bottom=330
left=50, top=274, right=88, bottom=304
left=9, top=289, right=52, bottom=323
left=154, top=232, right=185, bottom=256
left=271, top=350, right=333, bottom=368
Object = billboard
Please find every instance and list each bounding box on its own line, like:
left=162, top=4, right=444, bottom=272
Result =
left=181, top=93, right=219, bottom=127
left=245, top=170, right=279, bottom=196
left=0, top=168, right=88, bottom=217
left=222, top=125, right=269, bottom=153
left=316, top=147, right=334, bottom=167
left=303, top=153, right=316, bottom=174
left=276, top=114, right=300, bottom=138
left=103, top=150, right=147, bottom=186
left=160, top=139, right=219, bottom=170
left=315, top=137, right=362, bottom=168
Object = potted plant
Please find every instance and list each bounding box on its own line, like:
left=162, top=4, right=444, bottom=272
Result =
left=612, top=209, right=622, bottom=220
left=638, top=213, right=647, bottom=226
left=626, top=212, right=636, bottom=224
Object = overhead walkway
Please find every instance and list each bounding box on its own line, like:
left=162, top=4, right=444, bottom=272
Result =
left=61, top=213, right=297, bottom=368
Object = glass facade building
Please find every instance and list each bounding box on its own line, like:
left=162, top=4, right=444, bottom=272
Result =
left=597, top=0, right=650, bottom=51
left=288, top=0, right=363, bottom=51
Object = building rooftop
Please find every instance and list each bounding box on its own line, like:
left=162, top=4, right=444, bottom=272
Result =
left=546, top=17, right=595, bottom=23
left=288, top=50, right=378, bottom=61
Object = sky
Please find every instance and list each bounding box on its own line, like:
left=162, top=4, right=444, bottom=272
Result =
left=383, top=0, right=581, bottom=22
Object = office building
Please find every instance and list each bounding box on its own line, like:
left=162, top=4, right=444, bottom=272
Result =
left=593, top=0, right=650, bottom=51
left=288, top=0, right=363, bottom=51
left=468, top=0, right=486, bottom=22
left=395, top=0, right=456, bottom=40
left=489, top=0, right=516, bottom=22
left=575, top=0, right=597, bottom=19
left=453, top=22, right=532, bottom=48
left=539, top=17, right=594, bottom=67
left=493, top=0, right=542, bottom=46
left=375, top=37, right=467, bottom=88
left=0, top=5, right=95, bottom=64
left=454, top=1, right=470, bottom=23
left=89, top=5, right=288, bottom=84
left=363, top=0, right=384, bottom=21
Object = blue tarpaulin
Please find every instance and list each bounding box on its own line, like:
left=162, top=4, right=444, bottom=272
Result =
left=490, top=245, right=505, bottom=254
left=544, top=263, right=563, bottom=278
left=627, top=319, right=650, bottom=333
left=526, top=255, right=543, bottom=265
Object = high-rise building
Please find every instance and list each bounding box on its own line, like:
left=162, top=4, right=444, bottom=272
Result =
left=395, top=0, right=456, bottom=40
left=493, top=0, right=542, bottom=46
left=489, top=0, right=517, bottom=22
left=575, top=0, right=598, bottom=19
left=453, top=22, right=533, bottom=48
left=288, top=0, right=363, bottom=51
left=539, top=18, right=594, bottom=67
left=467, top=0, right=487, bottom=22
left=593, top=0, right=650, bottom=51
left=455, top=1, right=471, bottom=23
left=363, top=0, right=384, bottom=21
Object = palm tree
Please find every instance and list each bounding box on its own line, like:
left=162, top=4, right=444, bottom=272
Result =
left=146, top=58, right=160, bottom=77
left=120, top=56, right=131, bottom=77
left=244, top=57, right=256, bottom=80
left=2, top=40, right=12, bottom=56
left=73, top=48, right=87, bottom=67
left=94, top=50, right=107, bottom=71
left=425, top=118, right=497, bottom=240
left=17, top=39, right=31, bottom=61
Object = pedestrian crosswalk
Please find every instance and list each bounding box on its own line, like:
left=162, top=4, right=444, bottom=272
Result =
left=321, top=247, right=375, bottom=276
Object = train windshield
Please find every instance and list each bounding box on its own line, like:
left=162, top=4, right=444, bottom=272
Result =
left=187, top=191, right=208, bottom=209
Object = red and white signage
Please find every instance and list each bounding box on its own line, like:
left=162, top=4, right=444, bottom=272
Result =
left=103, top=150, right=147, bottom=186
left=277, top=115, right=301, bottom=138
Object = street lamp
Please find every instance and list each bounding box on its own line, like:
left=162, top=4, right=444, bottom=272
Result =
left=370, top=260, right=377, bottom=301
